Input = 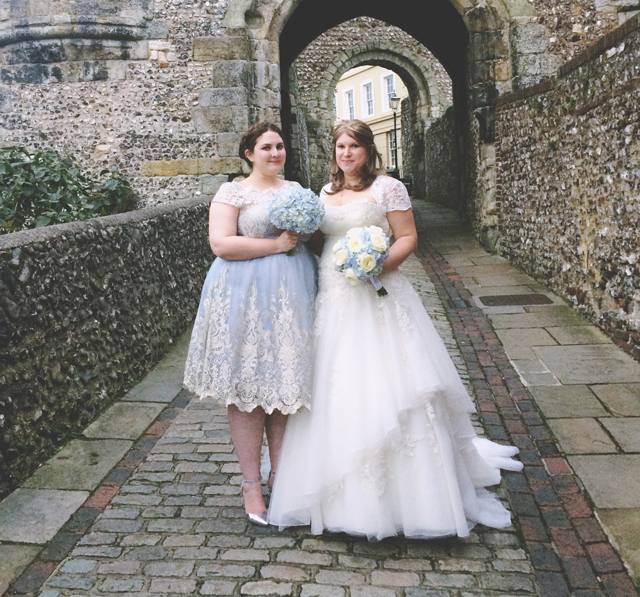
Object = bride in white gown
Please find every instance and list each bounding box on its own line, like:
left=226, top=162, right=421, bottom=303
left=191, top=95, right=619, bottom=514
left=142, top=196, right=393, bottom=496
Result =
left=268, top=120, right=523, bottom=540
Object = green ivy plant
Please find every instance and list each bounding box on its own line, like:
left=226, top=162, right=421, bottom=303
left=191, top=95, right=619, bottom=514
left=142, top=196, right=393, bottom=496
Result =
left=0, top=146, right=137, bottom=234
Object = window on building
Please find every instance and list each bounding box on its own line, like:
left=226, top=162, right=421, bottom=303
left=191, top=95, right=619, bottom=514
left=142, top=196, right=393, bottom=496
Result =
left=382, top=74, right=396, bottom=111
left=344, top=89, right=355, bottom=120
left=387, top=131, right=397, bottom=168
left=362, top=82, right=374, bottom=116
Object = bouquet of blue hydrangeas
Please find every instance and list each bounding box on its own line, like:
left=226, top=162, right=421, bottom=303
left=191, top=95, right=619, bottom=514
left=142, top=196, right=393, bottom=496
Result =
left=332, top=225, right=390, bottom=296
left=269, top=187, right=325, bottom=255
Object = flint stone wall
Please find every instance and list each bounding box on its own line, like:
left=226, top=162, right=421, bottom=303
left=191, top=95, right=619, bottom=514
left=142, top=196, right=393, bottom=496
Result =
left=495, top=14, right=640, bottom=360
left=0, top=199, right=212, bottom=498
left=424, top=107, right=463, bottom=212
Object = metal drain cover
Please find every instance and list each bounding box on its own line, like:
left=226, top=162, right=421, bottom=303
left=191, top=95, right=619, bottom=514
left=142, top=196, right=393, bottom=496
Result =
left=478, top=294, right=553, bottom=307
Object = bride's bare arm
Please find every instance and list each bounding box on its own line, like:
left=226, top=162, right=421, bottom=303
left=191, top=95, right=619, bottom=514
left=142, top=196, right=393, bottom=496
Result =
left=383, top=209, right=419, bottom=271
left=209, top=202, right=297, bottom=260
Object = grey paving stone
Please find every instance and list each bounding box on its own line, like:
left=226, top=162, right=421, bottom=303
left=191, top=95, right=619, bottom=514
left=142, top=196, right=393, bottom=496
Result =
left=0, top=544, right=43, bottom=594
left=496, top=327, right=558, bottom=347
left=545, top=325, right=611, bottom=345
left=599, top=418, right=640, bottom=452
left=547, top=418, right=617, bottom=454
left=590, top=383, right=640, bottom=416
left=0, top=488, right=89, bottom=543
left=121, top=367, right=184, bottom=403
left=568, top=455, right=640, bottom=508
left=529, top=386, right=609, bottom=418
left=597, top=508, right=640, bottom=585
left=23, top=439, right=133, bottom=491
left=533, top=345, right=640, bottom=385
left=83, top=402, right=166, bottom=439
left=510, top=359, right=560, bottom=386
left=489, top=308, right=590, bottom=329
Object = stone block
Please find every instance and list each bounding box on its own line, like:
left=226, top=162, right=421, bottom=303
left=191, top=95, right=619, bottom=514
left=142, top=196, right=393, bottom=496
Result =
left=529, top=386, right=609, bottom=418
left=547, top=418, right=617, bottom=454
left=545, top=326, right=610, bottom=345
left=568, top=455, right=640, bottom=508
left=0, top=488, right=89, bottom=543
left=471, top=31, right=508, bottom=61
left=199, top=157, right=246, bottom=175
left=199, top=88, right=250, bottom=108
left=0, top=88, right=14, bottom=112
left=590, top=384, right=640, bottom=416
left=23, top=439, right=133, bottom=491
left=514, top=53, right=562, bottom=77
left=200, top=175, right=228, bottom=195
left=0, top=544, right=42, bottom=594
left=83, top=402, right=165, bottom=440
left=211, top=60, right=254, bottom=88
left=191, top=106, right=250, bottom=134
left=146, top=19, right=170, bottom=39
left=82, top=60, right=126, bottom=82
left=511, top=22, right=550, bottom=54
left=596, top=0, right=640, bottom=12
left=140, top=159, right=200, bottom=177
left=193, top=36, right=252, bottom=61
left=240, top=581, right=293, bottom=595
left=464, top=4, right=504, bottom=33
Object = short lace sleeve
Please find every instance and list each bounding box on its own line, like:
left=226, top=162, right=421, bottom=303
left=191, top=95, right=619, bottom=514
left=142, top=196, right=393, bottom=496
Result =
left=211, top=182, right=243, bottom=208
left=319, top=183, right=332, bottom=201
left=373, top=176, right=412, bottom=212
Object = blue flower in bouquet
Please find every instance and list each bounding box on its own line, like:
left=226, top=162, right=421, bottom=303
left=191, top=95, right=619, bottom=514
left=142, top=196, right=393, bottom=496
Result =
left=269, top=187, right=325, bottom=235
left=332, top=226, right=390, bottom=296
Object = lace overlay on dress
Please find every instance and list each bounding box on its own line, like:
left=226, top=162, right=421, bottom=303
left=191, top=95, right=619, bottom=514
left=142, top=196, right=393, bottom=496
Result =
left=183, top=180, right=315, bottom=415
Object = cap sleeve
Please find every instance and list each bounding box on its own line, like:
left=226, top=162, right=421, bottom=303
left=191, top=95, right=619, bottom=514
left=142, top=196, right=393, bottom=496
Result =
left=319, top=183, right=332, bottom=201
left=373, top=176, right=412, bottom=212
left=211, top=182, right=243, bottom=208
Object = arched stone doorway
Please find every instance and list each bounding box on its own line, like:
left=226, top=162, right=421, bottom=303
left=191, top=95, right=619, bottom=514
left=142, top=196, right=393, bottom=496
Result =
left=217, top=0, right=555, bottom=246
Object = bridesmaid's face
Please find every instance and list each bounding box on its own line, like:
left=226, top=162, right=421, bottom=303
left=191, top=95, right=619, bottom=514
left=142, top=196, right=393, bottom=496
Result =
left=245, top=131, right=286, bottom=175
left=335, top=133, right=367, bottom=178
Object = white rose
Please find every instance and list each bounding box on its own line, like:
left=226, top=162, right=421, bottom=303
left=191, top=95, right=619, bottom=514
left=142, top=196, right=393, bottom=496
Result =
left=358, top=253, right=377, bottom=272
left=368, top=226, right=383, bottom=235
left=334, top=249, right=348, bottom=267
left=344, top=268, right=359, bottom=284
left=347, top=228, right=362, bottom=239
left=347, top=237, right=362, bottom=252
left=332, top=239, right=344, bottom=252
left=370, top=234, right=388, bottom=252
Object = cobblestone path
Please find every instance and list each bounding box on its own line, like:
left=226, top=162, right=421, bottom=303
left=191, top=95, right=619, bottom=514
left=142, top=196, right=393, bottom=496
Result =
left=5, top=200, right=638, bottom=597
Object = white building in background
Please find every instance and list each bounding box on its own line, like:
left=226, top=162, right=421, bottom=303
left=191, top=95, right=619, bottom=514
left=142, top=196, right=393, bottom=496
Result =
left=334, top=66, right=408, bottom=175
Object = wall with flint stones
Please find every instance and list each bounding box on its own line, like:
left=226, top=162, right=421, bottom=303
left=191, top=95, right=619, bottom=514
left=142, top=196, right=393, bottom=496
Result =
left=495, top=14, right=640, bottom=360
left=0, top=199, right=212, bottom=499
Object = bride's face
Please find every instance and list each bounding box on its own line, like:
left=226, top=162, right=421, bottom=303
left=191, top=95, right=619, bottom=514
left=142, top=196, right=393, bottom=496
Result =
left=335, top=133, right=367, bottom=178
left=245, top=131, right=286, bottom=175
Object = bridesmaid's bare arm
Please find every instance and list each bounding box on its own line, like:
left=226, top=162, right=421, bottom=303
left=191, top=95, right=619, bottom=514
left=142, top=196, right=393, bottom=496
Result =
left=383, top=209, right=418, bottom=271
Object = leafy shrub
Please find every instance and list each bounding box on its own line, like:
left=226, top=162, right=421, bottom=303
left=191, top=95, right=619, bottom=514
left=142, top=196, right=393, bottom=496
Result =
left=0, top=146, right=138, bottom=234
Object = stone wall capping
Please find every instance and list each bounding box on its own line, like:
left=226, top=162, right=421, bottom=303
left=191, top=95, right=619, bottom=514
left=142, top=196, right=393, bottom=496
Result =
left=0, top=197, right=210, bottom=251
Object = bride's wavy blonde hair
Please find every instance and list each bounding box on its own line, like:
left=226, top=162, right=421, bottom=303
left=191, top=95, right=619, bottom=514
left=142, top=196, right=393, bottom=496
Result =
left=327, top=120, right=384, bottom=194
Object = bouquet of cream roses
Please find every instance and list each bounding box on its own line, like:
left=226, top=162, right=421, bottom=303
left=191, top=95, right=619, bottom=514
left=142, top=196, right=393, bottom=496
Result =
left=332, top=225, right=390, bottom=296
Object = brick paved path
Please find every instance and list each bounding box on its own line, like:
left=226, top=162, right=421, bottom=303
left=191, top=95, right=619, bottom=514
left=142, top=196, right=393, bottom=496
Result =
left=6, top=200, right=638, bottom=597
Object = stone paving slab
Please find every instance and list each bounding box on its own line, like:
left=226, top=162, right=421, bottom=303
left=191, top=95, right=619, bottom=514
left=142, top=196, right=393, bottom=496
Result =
left=83, top=403, right=166, bottom=440
left=0, top=546, right=42, bottom=595
left=528, top=386, right=609, bottom=418
left=23, top=439, right=133, bottom=492
left=568, top=455, right=640, bottom=508
left=533, top=345, right=640, bottom=385
left=590, top=384, right=640, bottom=416
left=546, top=419, right=617, bottom=454
left=0, top=489, right=89, bottom=543
left=545, top=326, right=611, bottom=345
left=599, top=418, right=640, bottom=452
left=598, top=509, right=640, bottom=585
left=489, top=309, right=591, bottom=330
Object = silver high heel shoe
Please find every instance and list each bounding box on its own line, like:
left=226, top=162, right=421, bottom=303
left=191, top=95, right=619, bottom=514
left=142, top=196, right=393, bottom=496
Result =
left=241, top=478, right=268, bottom=526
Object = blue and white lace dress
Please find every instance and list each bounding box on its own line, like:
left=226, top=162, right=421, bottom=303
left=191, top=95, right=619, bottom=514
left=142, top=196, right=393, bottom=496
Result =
left=183, top=180, right=317, bottom=414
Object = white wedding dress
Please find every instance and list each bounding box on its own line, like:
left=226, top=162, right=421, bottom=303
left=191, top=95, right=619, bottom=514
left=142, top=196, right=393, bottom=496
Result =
left=268, top=176, right=523, bottom=540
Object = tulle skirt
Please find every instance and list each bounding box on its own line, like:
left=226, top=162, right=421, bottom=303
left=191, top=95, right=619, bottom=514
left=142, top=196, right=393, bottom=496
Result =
left=268, top=262, right=522, bottom=539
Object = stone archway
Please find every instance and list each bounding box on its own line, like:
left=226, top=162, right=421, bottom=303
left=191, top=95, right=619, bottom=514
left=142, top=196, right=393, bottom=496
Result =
left=287, top=35, right=450, bottom=196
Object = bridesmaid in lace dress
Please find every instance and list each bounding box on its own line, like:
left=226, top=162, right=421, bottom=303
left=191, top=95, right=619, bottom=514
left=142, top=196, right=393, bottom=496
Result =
left=183, top=122, right=317, bottom=526
left=269, top=120, right=522, bottom=540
